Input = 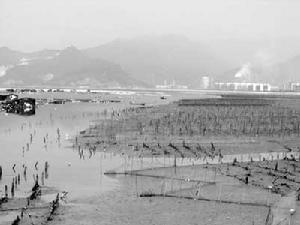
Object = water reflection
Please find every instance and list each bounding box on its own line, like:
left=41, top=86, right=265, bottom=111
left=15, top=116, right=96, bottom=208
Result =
left=0, top=102, right=124, bottom=203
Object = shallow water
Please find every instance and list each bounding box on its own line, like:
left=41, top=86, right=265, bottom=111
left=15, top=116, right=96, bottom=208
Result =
left=0, top=90, right=193, bottom=223
left=0, top=90, right=271, bottom=225
left=0, top=99, right=134, bottom=224
left=0, top=102, right=127, bottom=198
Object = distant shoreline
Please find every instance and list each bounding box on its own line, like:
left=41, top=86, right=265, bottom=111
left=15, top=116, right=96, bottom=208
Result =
left=2, top=86, right=300, bottom=96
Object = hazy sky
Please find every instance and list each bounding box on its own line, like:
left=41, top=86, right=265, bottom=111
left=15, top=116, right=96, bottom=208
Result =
left=1, top=0, right=300, bottom=52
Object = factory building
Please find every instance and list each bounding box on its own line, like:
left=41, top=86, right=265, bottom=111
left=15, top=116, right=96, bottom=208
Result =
left=201, top=76, right=210, bottom=89
left=289, top=82, right=300, bottom=91
left=215, top=82, right=271, bottom=92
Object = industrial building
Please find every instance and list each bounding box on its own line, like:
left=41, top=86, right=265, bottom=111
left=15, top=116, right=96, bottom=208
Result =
left=215, top=82, right=272, bottom=92
left=289, top=82, right=300, bottom=91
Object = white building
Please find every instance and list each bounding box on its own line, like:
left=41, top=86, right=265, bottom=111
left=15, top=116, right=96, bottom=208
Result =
left=215, top=82, right=272, bottom=92
left=201, top=76, right=210, bottom=89
left=155, top=80, right=188, bottom=89
left=290, top=82, right=300, bottom=91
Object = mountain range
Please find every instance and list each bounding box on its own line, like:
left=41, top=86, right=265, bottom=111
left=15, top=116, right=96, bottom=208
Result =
left=0, top=46, right=141, bottom=88
left=1, top=35, right=300, bottom=88
left=83, top=35, right=230, bottom=88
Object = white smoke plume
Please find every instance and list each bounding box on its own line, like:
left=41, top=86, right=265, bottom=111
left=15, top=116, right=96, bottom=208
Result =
left=234, top=63, right=251, bottom=80
left=0, top=65, right=13, bottom=77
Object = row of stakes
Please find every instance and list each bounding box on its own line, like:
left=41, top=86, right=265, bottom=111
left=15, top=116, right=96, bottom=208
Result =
left=11, top=180, right=61, bottom=225
left=1, top=108, right=103, bottom=224
left=0, top=162, right=49, bottom=202
left=0, top=162, right=54, bottom=225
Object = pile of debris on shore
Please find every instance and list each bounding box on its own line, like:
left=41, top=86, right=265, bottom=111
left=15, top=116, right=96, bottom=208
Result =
left=0, top=94, right=35, bottom=116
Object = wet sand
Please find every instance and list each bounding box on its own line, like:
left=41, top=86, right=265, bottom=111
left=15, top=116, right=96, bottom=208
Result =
left=0, top=90, right=197, bottom=224
left=1, top=90, right=300, bottom=225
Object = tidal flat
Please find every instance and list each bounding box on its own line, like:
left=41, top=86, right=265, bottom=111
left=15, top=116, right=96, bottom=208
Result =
left=1, top=90, right=300, bottom=225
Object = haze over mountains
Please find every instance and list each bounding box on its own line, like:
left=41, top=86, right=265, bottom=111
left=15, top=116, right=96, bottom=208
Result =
left=0, top=46, right=141, bottom=88
left=84, top=35, right=230, bottom=88
left=1, top=35, right=300, bottom=88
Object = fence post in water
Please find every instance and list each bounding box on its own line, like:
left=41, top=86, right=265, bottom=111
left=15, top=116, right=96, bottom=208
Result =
left=23, top=166, right=27, bottom=181
left=44, top=161, right=48, bottom=175
left=5, top=185, right=8, bottom=198
left=11, top=181, right=14, bottom=198
left=232, top=157, right=237, bottom=166
left=41, top=172, right=45, bottom=185
left=275, top=162, right=278, bottom=171
left=35, top=174, right=39, bottom=184
left=292, top=164, right=296, bottom=172
left=35, top=161, right=38, bottom=170
left=0, top=166, right=2, bottom=180
left=174, top=155, right=177, bottom=174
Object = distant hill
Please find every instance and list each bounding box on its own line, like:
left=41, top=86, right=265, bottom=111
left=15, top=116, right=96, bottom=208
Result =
left=83, top=35, right=231, bottom=88
left=0, top=46, right=143, bottom=88
left=0, top=47, right=24, bottom=65
left=2, top=35, right=300, bottom=88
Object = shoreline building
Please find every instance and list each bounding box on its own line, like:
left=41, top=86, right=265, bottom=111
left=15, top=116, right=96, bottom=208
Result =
left=215, top=82, right=272, bottom=92
left=289, top=82, right=300, bottom=91
left=201, top=76, right=210, bottom=89
left=155, top=80, right=188, bottom=89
